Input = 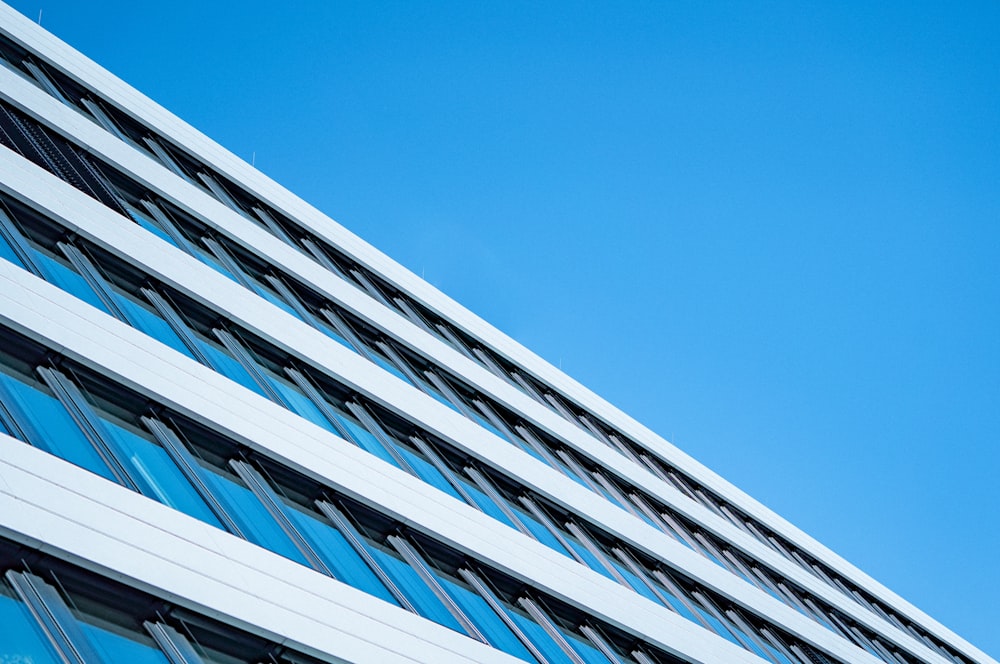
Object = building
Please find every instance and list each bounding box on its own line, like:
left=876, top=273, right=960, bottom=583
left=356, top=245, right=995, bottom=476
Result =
left=0, top=4, right=992, bottom=663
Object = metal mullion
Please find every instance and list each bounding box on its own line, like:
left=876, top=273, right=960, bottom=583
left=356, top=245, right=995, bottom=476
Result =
left=759, top=627, right=804, bottom=664
left=692, top=589, right=759, bottom=656
left=554, top=448, right=605, bottom=495
left=563, top=520, right=630, bottom=587
left=314, top=500, right=415, bottom=613
left=637, top=451, right=674, bottom=485
left=510, top=371, right=549, bottom=405
left=200, top=235, right=253, bottom=289
left=423, top=369, right=477, bottom=418
left=391, top=295, right=438, bottom=336
left=408, top=435, right=478, bottom=507
left=512, top=423, right=567, bottom=471
left=230, top=459, right=332, bottom=575
left=144, top=621, right=206, bottom=664
left=434, top=322, right=478, bottom=361
left=457, top=567, right=548, bottom=664
left=141, top=415, right=246, bottom=538
left=140, top=286, right=213, bottom=366
left=577, top=413, right=615, bottom=448
left=518, top=496, right=588, bottom=566
left=344, top=400, right=416, bottom=474
left=79, top=98, right=128, bottom=143
left=590, top=470, right=645, bottom=520
left=691, top=531, right=743, bottom=577
left=387, top=534, right=488, bottom=644
left=197, top=172, right=249, bottom=218
left=36, top=364, right=138, bottom=491
left=301, top=237, right=351, bottom=282
left=692, top=487, right=726, bottom=517
left=657, top=511, right=708, bottom=554
left=283, top=366, right=354, bottom=441
left=139, top=200, right=199, bottom=254
left=579, top=623, right=628, bottom=664
left=212, top=326, right=288, bottom=406
left=463, top=464, right=533, bottom=538
left=649, top=568, right=713, bottom=632
left=0, top=392, right=29, bottom=442
left=663, top=470, right=699, bottom=502
left=543, top=391, right=579, bottom=424
left=6, top=570, right=104, bottom=664
left=517, top=595, right=587, bottom=664
left=143, top=137, right=193, bottom=182
left=632, top=649, right=658, bottom=664
left=725, top=607, right=785, bottom=664
left=718, top=548, right=762, bottom=588
left=23, top=60, right=69, bottom=103
left=319, top=307, right=373, bottom=358
left=349, top=268, right=394, bottom=309
left=611, top=546, right=677, bottom=611
left=0, top=206, right=45, bottom=275
left=374, top=339, right=424, bottom=387
left=264, top=273, right=319, bottom=326
left=56, top=240, right=129, bottom=321
left=800, top=596, right=838, bottom=632
left=251, top=206, right=296, bottom=247
left=718, top=503, right=756, bottom=535
left=472, top=398, right=520, bottom=444
left=628, top=492, right=676, bottom=538
left=471, top=346, right=515, bottom=384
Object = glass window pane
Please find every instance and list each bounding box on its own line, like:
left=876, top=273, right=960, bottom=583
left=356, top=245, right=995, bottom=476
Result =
left=609, top=560, right=663, bottom=607
left=100, top=417, right=223, bottom=528
left=0, top=367, right=115, bottom=482
left=33, top=251, right=110, bottom=314
left=112, top=290, right=195, bottom=360
left=396, top=447, right=464, bottom=502
left=201, top=467, right=308, bottom=566
left=515, top=510, right=573, bottom=560
left=460, top=481, right=518, bottom=531
left=563, top=536, right=615, bottom=582
left=194, top=338, right=268, bottom=398
left=285, top=507, right=399, bottom=607
left=333, top=414, right=400, bottom=469
left=507, top=609, right=575, bottom=664
left=371, top=354, right=411, bottom=385
left=440, top=577, right=538, bottom=663
left=0, top=231, right=26, bottom=269
left=566, top=635, right=613, bottom=664
left=0, top=585, right=62, bottom=664
left=265, top=374, right=337, bottom=434
left=314, top=319, right=356, bottom=352
left=125, top=206, right=177, bottom=248
left=252, top=282, right=302, bottom=321
left=365, top=545, right=463, bottom=633
left=80, top=623, right=170, bottom=664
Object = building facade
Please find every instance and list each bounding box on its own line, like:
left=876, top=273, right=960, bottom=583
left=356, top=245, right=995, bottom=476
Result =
left=0, top=4, right=992, bottom=664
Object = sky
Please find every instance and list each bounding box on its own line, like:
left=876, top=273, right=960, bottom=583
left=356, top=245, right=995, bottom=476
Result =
left=8, top=1, right=999, bottom=658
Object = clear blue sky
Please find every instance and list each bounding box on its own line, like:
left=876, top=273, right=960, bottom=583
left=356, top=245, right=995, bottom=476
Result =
left=11, top=1, right=998, bottom=657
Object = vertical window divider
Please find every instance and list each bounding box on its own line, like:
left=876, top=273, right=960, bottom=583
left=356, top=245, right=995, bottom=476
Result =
left=229, top=458, right=332, bottom=576
left=251, top=206, right=296, bottom=247
left=422, top=370, right=475, bottom=418
left=0, top=205, right=45, bottom=274
left=79, top=98, right=128, bottom=143
left=510, top=370, right=548, bottom=405
left=462, top=465, right=531, bottom=538
left=139, top=199, right=198, bottom=254
left=283, top=366, right=354, bottom=442
left=142, top=137, right=192, bottom=182
left=391, top=296, right=438, bottom=337
left=578, top=622, right=628, bottom=664
left=471, top=347, right=513, bottom=384
left=140, top=286, right=213, bottom=366
left=343, top=401, right=416, bottom=474
left=759, top=626, right=803, bottom=664
left=35, top=364, right=138, bottom=491
left=56, top=240, right=129, bottom=321
left=212, top=326, right=288, bottom=407
left=319, top=308, right=372, bottom=359
left=472, top=398, right=520, bottom=444
left=434, top=323, right=478, bottom=362
left=649, top=567, right=714, bottom=632
left=516, top=595, right=587, bottom=664
left=590, top=470, right=645, bottom=520
left=263, top=273, right=317, bottom=326
left=725, top=608, right=784, bottom=664
left=300, top=237, right=351, bottom=282
left=457, top=567, right=548, bottom=664
left=610, top=546, right=677, bottom=611
left=141, top=414, right=246, bottom=538
left=631, top=648, right=658, bottom=664
left=512, top=424, right=566, bottom=471
left=349, top=268, right=395, bottom=309
left=386, top=533, right=488, bottom=644
left=200, top=235, right=253, bottom=290
left=408, top=434, right=478, bottom=507
left=197, top=172, right=247, bottom=218
left=691, top=588, right=759, bottom=655
left=657, top=511, right=707, bottom=554
left=606, top=432, right=646, bottom=467
left=314, top=499, right=416, bottom=614
left=517, top=496, right=588, bottom=567
left=144, top=620, right=207, bottom=664
left=0, top=394, right=27, bottom=441
left=628, top=492, right=675, bottom=539
left=374, top=340, right=424, bottom=388
left=6, top=570, right=104, bottom=664
left=563, top=520, right=631, bottom=587
left=554, top=448, right=606, bottom=495
left=22, top=60, right=69, bottom=103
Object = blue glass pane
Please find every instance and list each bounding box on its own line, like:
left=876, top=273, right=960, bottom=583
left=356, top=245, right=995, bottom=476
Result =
left=314, top=319, right=356, bottom=352
left=266, top=375, right=337, bottom=434
left=397, top=447, right=464, bottom=502
left=513, top=439, right=548, bottom=465
left=366, top=545, right=462, bottom=632
left=610, top=560, right=664, bottom=607
left=461, top=481, right=518, bottom=530
left=0, top=369, right=115, bottom=482
left=694, top=605, right=742, bottom=647
left=421, top=384, right=462, bottom=413
left=252, top=283, right=302, bottom=321
left=333, top=414, right=400, bottom=468
left=653, top=582, right=700, bottom=625
left=34, top=252, right=109, bottom=314
left=440, top=577, right=538, bottom=663
left=567, top=635, right=613, bottom=664
left=112, top=292, right=195, bottom=360
left=507, top=609, right=575, bottom=664
left=0, top=232, right=26, bottom=269
left=101, top=418, right=222, bottom=528
left=286, top=508, right=399, bottom=607
left=470, top=410, right=508, bottom=441
left=80, top=623, right=170, bottom=664
left=764, top=643, right=795, bottom=664
left=191, top=247, right=238, bottom=283
left=195, top=340, right=268, bottom=398
left=563, top=537, right=616, bottom=582
left=516, top=510, right=572, bottom=559
left=371, top=354, right=412, bottom=385
left=126, top=207, right=177, bottom=248
left=0, top=590, right=61, bottom=664
left=202, top=468, right=308, bottom=565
